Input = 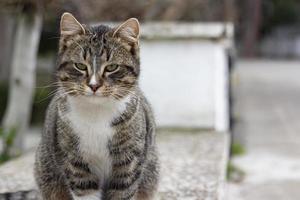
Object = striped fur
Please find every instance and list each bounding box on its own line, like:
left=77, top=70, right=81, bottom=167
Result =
left=34, top=13, right=159, bottom=200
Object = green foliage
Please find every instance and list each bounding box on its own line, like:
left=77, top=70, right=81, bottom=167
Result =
left=227, top=161, right=245, bottom=182
left=227, top=143, right=246, bottom=182
left=0, top=127, right=17, bottom=164
left=231, top=143, right=245, bottom=156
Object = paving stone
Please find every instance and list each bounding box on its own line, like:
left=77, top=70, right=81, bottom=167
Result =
left=229, top=60, right=300, bottom=200
left=0, top=131, right=229, bottom=200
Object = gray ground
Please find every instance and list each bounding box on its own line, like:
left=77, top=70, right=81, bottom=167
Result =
left=0, top=131, right=229, bottom=200
left=228, top=59, right=300, bottom=200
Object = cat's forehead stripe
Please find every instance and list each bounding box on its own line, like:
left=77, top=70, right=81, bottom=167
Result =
left=93, top=55, right=97, bottom=72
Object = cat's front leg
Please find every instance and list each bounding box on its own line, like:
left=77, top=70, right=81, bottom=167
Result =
left=103, top=158, right=142, bottom=200
left=64, top=160, right=101, bottom=200
left=103, top=188, right=139, bottom=200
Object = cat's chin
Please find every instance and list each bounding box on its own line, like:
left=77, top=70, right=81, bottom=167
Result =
left=81, top=92, right=106, bottom=98
left=68, top=94, right=118, bottom=106
left=81, top=95, right=112, bottom=102
left=84, top=94, right=105, bottom=98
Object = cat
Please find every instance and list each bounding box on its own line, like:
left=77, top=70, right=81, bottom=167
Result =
left=34, top=12, right=159, bottom=200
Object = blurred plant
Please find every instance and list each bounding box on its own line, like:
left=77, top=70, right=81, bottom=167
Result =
left=231, top=142, right=245, bottom=156
left=227, top=161, right=245, bottom=182
left=227, top=142, right=246, bottom=182
left=0, top=127, right=18, bottom=164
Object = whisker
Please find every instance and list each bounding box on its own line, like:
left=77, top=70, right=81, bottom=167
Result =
left=36, top=81, right=78, bottom=89
left=35, top=88, right=63, bottom=103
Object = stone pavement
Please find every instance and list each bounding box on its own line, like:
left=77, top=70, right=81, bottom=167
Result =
left=228, top=59, right=300, bottom=200
left=0, top=131, right=229, bottom=200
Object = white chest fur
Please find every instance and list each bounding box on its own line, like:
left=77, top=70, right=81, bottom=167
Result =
left=63, top=96, right=129, bottom=181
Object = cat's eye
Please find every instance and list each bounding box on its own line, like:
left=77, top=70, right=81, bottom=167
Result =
left=105, top=64, right=119, bottom=72
left=74, top=63, right=87, bottom=71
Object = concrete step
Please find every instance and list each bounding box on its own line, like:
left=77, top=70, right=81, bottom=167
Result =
left=0, top=131, right=230, bottom=200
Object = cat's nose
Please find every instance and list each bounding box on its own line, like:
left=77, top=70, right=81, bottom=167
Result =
left=89, top=83, right=100, bottom=93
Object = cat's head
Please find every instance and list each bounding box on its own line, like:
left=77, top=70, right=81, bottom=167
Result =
left=56, top=12, right=140, bottom=100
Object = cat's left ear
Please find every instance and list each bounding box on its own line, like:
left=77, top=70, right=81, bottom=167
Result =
left=113, top=18, right=140, bottom=44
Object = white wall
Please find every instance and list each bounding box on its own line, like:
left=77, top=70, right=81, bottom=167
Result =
left=140, top=40, right=229, bottom=130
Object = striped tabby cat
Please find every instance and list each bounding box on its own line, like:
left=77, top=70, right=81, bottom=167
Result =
left=34, top=13, right=159, bottom=200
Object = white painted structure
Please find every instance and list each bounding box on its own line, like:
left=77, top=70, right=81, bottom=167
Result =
left=94, top=22, right=233, bottom=131
left=139, top=22, right=233, bottom=131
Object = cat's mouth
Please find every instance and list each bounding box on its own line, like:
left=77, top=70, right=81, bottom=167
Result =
left=79, top=86, right=107, bottom=97
left=65, top=86, right=123, bottom=100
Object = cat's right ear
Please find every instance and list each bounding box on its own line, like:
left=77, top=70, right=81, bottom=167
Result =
left=60, top=12, right=85, bottom=36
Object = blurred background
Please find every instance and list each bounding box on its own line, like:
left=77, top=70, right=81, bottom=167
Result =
left=1, top=0, right=300, bottom=199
